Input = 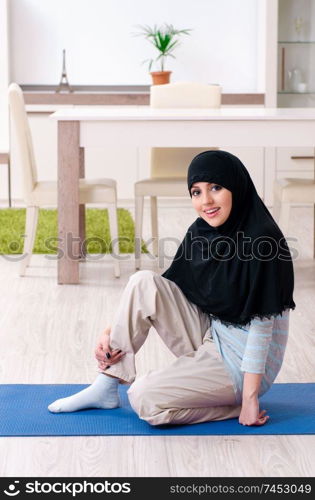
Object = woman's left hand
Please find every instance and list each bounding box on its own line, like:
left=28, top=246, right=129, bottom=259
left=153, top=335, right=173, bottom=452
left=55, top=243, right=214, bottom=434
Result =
left=239, top=395, right=269, bottom=426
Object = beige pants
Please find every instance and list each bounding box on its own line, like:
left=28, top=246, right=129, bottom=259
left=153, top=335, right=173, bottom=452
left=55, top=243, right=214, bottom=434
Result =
left=106, top=270, right=241, bottom=426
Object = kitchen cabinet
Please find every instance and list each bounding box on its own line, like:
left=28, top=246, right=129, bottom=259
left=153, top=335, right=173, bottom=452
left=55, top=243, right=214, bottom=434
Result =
left=277, top=0, right=315, bottom=108
left=265, top=0, right=315, bottom=188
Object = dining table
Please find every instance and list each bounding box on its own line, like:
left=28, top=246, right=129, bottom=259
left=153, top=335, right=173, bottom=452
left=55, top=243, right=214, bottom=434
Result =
left=51, top=105, right=315, bottom=284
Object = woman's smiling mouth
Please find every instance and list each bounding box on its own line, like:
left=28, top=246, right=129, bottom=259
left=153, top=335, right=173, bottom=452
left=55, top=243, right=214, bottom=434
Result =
left=204, top=207, right=220, bottom=218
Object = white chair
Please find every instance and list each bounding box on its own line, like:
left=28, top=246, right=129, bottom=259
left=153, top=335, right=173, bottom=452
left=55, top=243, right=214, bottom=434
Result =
left=0, top=150, right=11, bottom=206
left=273, top=177, right=315, bottom=257
left=134, top=82, right=221, bottom=269
left=8, top=83, right=120, bottom=278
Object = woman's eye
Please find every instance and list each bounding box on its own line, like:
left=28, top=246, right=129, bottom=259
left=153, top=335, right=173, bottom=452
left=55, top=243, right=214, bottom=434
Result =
left=211, top=185, right=222, bottom=191
left=191, top=190, right=200, bottom=196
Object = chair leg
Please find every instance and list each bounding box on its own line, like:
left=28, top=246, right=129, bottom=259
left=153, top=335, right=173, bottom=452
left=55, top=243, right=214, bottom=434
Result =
left=150, top=196, right=159, bottom=257
left=278, top=202, right=291, bottom=237
left=20, top=206, right=39, bottom=276
left=272, top=190, right=281, bottom=222
left=107, top=203, right=120, bottom=278
left=135, top=195, right=144, bottom=270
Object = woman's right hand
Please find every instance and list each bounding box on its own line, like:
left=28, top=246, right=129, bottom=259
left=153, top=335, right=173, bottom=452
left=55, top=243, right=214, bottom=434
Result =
left=239, top=395, right=269, bottom=426
left=95, top=326, right=125, bottom=370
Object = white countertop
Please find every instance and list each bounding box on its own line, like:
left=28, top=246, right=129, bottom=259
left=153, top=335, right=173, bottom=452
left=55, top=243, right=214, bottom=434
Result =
left=50, top=106, right=315, bottom=121
left=26, top=104, right=75, bottom=113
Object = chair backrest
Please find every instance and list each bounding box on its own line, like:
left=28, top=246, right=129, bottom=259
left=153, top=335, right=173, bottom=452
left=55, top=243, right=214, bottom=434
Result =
left=150, top=81, right=221, bottom=109
left=149, top=82, right=220, bottom=178
left=150, top=148, right=212, bottom=178
left=8, top=83, right=37, bottom=197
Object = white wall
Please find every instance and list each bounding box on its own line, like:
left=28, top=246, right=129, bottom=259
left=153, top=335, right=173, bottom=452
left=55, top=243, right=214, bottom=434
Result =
left=9, top=0, right=261, bottom=92
left=0, top=0, right=9, bottom=149
left=0, top=0, right=10, bottom=203
left=3, top=0, right=271, bottom=204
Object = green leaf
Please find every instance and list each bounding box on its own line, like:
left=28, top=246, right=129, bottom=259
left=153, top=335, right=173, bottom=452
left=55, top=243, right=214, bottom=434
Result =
left=133, top=23, right=192, bottom=71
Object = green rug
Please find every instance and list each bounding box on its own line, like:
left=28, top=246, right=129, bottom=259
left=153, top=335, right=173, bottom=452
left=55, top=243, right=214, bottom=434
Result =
left=0, top=208, right=147, bottom=254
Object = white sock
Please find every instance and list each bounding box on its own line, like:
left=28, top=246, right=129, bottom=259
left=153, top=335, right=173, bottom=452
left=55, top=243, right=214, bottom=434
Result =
left=48, top=374, right=120, bottom=413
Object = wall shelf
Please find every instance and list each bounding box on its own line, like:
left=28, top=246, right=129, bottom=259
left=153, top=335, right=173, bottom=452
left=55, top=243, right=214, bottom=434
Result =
left=277, top=0, right=315, bottom=107
left=278, top=41, right=315, bottom=44
left=278, top=91, right=315, bottom=94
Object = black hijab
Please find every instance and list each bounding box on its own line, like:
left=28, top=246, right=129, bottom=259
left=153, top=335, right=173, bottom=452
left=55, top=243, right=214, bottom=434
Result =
left=162, top=150, right=296, bottom=327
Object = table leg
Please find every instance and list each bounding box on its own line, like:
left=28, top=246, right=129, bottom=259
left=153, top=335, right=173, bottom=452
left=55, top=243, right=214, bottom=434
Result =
left=8, top=156, right=11, bottom=208
left=79, top=147, right=86, bottom=260
left=264, top=147, right=276, bottom=208
left=58, top=121, right=80, bottom=284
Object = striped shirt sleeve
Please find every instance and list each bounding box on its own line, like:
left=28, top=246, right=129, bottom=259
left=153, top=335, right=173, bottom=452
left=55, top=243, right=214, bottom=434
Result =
left=240, top=317, right=274, bottom=374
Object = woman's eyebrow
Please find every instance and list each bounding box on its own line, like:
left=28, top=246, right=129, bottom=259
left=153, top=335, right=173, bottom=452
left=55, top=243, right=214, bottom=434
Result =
left=191, top=183, right=216, bottom=188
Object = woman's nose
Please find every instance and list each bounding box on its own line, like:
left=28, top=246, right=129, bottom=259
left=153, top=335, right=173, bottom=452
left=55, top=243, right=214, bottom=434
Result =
left=201, top=191, right=214, bottom=205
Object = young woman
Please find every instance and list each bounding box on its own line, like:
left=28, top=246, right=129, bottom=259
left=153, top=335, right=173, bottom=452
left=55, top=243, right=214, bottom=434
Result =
left=48, top=150, right=295, bottom=427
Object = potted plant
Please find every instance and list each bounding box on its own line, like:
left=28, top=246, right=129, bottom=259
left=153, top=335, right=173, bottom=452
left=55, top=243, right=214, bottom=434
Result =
left=134, top=23, right=192, bottom=85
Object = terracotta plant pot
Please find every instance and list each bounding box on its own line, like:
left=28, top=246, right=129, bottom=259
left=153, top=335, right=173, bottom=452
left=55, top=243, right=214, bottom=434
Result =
left=150, top=71, right=172, bottom=85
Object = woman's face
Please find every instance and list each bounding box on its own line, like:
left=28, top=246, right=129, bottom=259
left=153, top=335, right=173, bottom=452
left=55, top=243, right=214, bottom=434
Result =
left=191, top=182, right=232, bottom=227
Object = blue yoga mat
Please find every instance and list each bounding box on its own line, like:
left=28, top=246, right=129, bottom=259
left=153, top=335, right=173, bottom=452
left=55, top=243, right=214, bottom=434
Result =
left=0, top=383, right=314, bottom=436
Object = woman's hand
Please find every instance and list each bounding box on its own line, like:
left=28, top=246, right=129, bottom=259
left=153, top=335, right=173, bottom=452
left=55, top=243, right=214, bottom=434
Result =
left=239, top=395, right=269, bottom=426
left=95, top=326, right=125, bottom=371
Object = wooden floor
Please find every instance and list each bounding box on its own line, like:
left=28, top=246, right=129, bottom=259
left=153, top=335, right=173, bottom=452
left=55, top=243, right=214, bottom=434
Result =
left=0, top=202, right=314, bottom=477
